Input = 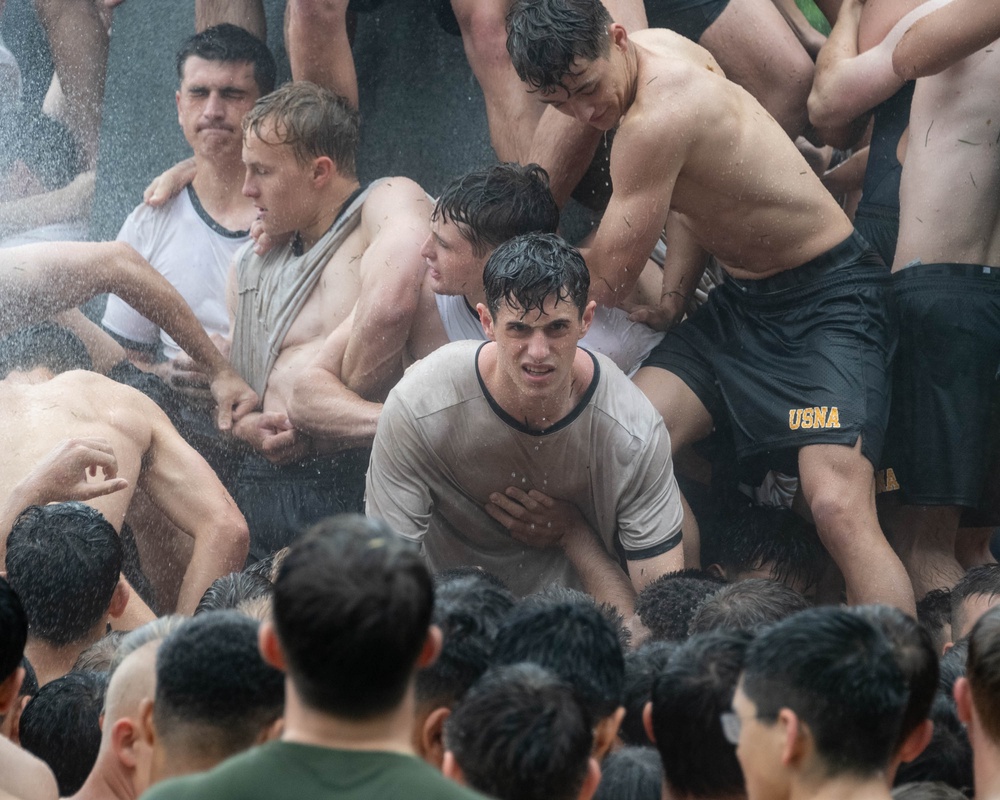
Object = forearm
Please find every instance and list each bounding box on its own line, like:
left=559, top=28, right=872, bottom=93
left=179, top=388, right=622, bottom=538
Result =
left=0, top=170, right=94, bottom=239
left=892, top=0, right=1000, bottom=79
left=288, top=365, right=382, bottom=450
left=562, top=524, right=638, bottom=619
left=528, top=108, right=604, bottom=209
left=769, top=0, right=827, bottom=57
left=808, top=0, right=868, bottom=128
left=176, top=516, right=249, bottom=614
left=660, top=214, right=709, bottom=323
left=196, top=0, right=266, bottom=37
left=822, top=145, right=869, bottom=196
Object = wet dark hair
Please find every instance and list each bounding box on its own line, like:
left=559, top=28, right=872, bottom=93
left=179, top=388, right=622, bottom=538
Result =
left=492, top=599, right=624, bottom=722
left=445, top=663, right=592, bottom=800
left=521, top=586, right=629, bottom=650
left=951, top=565, right=1000, bottom=640
left=6, top=503, right=122, bottom=647
left=892, top=782, right=969, bottom=800
left=689, top=578, right=809, bottom=636
left=194, top=571, right=273, bottom=615
left=20, top=671, right=107, bottom=796
left=0, top=323, right=92, bottom=380
left=743, top=607, right=908, bottom=777
left=483, top=233, right=590, bottom=319
left=154, top=611, right=284, bottom=757
left=273, top=514, right=434, bottom=719
left=73, top=631, right=128, bottom=674
left=434, top=163, right=560, bottom=257
left=176, top=23, right=276, bottom=95
left=939, top=639, right=968, bottom=697
left=621, top=640, right=678, bottom=746
left=594, top=747, right=663, bottom=800
left=651, top=631, right=751, bottom=798
left=0, top=578, right=27, bottom=683
left=0, top=108, right=81, bottom=190
left=506, top=0, right=613, bottom=95
left=893, top=695, right=973, bottom=794
left=635, top=569, right=726, bottom=642
left=917, top=588, right=952, bottom=655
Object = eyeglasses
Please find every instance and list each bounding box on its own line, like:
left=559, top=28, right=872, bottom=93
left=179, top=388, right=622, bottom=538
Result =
left=720, top=711, right=741, bottom=745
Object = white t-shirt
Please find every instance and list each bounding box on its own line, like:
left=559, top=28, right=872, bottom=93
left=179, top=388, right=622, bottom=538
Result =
left=102, top=186, right=249, bottom=360
left=434, top=292, right=663, bottom=377
left=366, top=340, right=684, bottom=596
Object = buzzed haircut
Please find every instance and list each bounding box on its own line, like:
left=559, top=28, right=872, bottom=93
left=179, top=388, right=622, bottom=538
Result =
left=20, top=671, right=107, bottom=796
left=273, top=514, right=434, bottom=719
left=0, top=322, right=92, bottom=380
left=892, top=782, right=969, bottom=800
left=176, top=23, right=276, bottom=95
left=521, top=586, right=629, bottom=650
left=951, top=564, right=1000, bottom=639
left=938, top=639, right=968, bottom=697
left=506, top=0, right=613, bottom=95
left=73, top=631, right=128, bottom=674
left=6, top=503, right=122, bottom=646
left=651, top=631, right=751, bottom=798
left=194, top=571, right=273, bottom=615
left=491, top=598, right=624, bottom=722
left=416, top=575, right=515, bottom=710
left=483, top=233, right=590, bottom=318
left=434, top=163, right=560, bottom=257
left=621, top=640, right=678, bottom=746
left=0, top=577, right=27, bottom=682
left=851, top=605, right=939, bottom=749
left=243, top=81, right=360, bottom=177
left=700, top=501, right=826, bottom=592
left=154, top=611, right=284, bottom=757
left=108, top=615, right=186, bottom=678
left=445, top=664, right=592, bottom=800
left=688, top=578, right=809, bottom=636
left=742, top=607, right=908, bottom=777
left=635, top=569, right=725, bottom=642
left=966, top=605, right=1000, bottom=743
left=594, top=747, right=663, bottom=800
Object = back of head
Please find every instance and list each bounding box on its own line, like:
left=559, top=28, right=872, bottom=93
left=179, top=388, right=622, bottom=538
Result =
left=273, top=514, right=434, bottom=719
left=0, top=323, right=92, bottom=380
left=492, top=599, right=624, bottom=722
left=446, top=663, right=592, bottom=800
left=435, top=163, right=560, bottom=257
left=416, top=575, right=515, bottom=711
left=522, top=586, right=629, bottom=650
left=651, top=631, right=751, bottom=798
left=6, top=503, right=122, bottom=646
left=154, top=611, right=283, bottom=761
left=700, top=502, right=826, bottom=593
left=594, top=747, right=663, bottom=800
left=688, top=578, right=809, bottom=636
left=0, top=577, right=27, bottom=682
left=108, top=615, right=186, bottom=678
left=742, top=607, right=908, bottom=778
left=194, top=571, right=272, bottom=615
left=243, top=81, right=360, bottom=177
left=176, top=23, right=276, bottom=95
left=892, top=783, right=969, bottom=800
left=893, top=695, right=973, bottom=794
left=621, top=641, right=678, bottom=746
left=635, top=570, right=725, bottom=642
left=917, top=589, right=952, bottom=656
left=851, top=605, right=939, bottom=749
left=73, top=631, right=128, bottom=674
left=966, top=604, right=1000, bottom=745
left=939, top=639, right=968, bottom=697
left=951, top=565, right=1000, bottom=641
left=20, top=671, right=107, bottom=796
left=483, top=233, right=590, bottom=319
left=506, top=0, right=613, bottom=94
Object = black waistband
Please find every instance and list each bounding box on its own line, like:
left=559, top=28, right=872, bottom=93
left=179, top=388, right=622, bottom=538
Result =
left=726, top=232, right=882, bottom=295
left=893, top=262, right=1000, bottom=281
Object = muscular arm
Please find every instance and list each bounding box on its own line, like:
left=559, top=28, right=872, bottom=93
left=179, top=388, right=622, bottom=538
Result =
left=0, top=242, right=257, bottom=427
left=195, top=0, right=266, bottom=37
left=136, top=394, right=249, bottom=614
left=585, top=118, right=686, bottom=308
left=339, top=180, right=431, bottom=399
left=893, top=0, right=1000, bottom=79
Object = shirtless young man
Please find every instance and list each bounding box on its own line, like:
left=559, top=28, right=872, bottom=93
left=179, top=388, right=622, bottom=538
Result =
left=230, top=81, right=430, bottom=559
left=505, top=0, right=913, bottom=612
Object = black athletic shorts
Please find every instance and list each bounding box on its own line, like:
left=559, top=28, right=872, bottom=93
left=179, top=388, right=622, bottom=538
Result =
left=642, top=232, right=896, bottom=473
left=645, top=0, right=732, bottom=42
left=886, top=264, right=1000, bottom=507
left=234, top=448, right=370, bottom=561
left=854, top=203, right=900, bottom=270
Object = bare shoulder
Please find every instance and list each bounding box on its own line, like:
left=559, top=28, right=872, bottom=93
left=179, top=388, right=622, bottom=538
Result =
left=362, top=176, right=433, bottom=228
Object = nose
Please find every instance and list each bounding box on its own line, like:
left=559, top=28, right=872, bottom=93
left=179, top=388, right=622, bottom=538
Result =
left=242, top=170, right=257, bottom=199
left=203, top=90, right=225, bottom=119
left=420, top=234, right=435, bottom=263
left=526, top=329, right=550, bottom=361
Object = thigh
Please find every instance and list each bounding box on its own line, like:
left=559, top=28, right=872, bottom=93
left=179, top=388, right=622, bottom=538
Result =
left=633, top=365, right=714, bottom=452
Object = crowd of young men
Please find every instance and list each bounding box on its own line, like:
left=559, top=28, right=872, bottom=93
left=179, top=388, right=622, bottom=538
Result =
left=1, top=0, right=1000, bottom=797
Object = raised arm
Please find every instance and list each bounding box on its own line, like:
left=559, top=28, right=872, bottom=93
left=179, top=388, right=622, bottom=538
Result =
left=339, top=179, right=431, bottom=400
left=893, top=0, right=1000, bottom=79
left=0, top=241, right=257, bottom=429
left=138, top=394, right=249, bottom=614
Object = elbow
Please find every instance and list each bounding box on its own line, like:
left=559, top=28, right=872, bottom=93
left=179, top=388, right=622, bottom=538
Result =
left=219, top=510, right=250, bottom=567
left=806, top=89, right=841, bottom=132
left=891, top=45, right=922, bottom=82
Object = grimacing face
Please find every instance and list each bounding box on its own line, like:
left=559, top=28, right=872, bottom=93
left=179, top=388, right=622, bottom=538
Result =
left=176, top=56, right=260, bottom=160
left=421, top=217, right=487, bottom=298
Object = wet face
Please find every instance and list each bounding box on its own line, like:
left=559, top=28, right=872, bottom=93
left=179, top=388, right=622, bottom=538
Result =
left=420, top=217, right=487, bottom=297
left=538, top=54, right=623, bottom=131
left=176, top=56, right=260, bottom=160
left=241, top=124, right=316, bottom=238
left=480, top=293, right=593, bottom=407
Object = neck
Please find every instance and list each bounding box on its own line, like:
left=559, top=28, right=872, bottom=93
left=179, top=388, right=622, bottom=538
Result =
left=621, top=41, right=640, bottom=116
left=153, top=745, right=228, bottom=784
left=663, top=788, right=745, bottom=800
left=192, top=156, right=253, bottom=225
left=296, top=178, right=361, bottom=254
left=972, top=732, right=1000, bottom=798
left=280, top=679, right=417, bottom=755
left=790, top=772, right=891, bottom=800
left=72, top=751, right=138, bottom=800
left=26, top=636, right=95, bottom=687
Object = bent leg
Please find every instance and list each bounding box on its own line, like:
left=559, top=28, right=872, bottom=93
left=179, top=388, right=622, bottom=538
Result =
left=286, top=0, right=358, bottom=107
left=699, top=0, right=814, bottom=138
left=799, top=439, right=915, bottom=613
left=956, top=527, right=998, bottom=569
left=888, top=504, right=965, bottom=597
